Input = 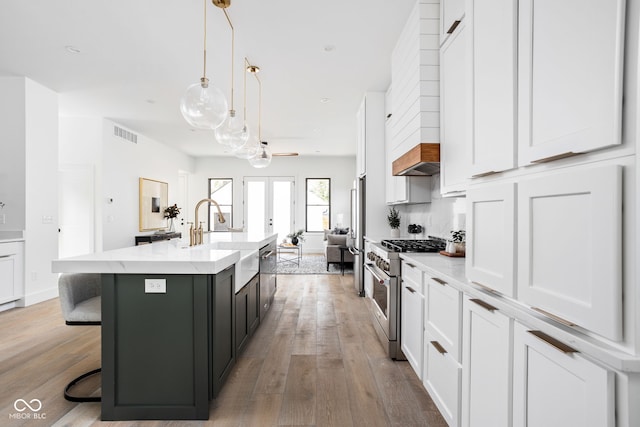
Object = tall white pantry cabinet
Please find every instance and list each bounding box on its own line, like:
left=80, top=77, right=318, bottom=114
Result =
left=391, top=0, right=640, bottom=426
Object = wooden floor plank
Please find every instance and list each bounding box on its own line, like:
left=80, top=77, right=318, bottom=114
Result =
left=316, top=357, right=353, bottom=427
left=278, top=354, right=316, bottom=426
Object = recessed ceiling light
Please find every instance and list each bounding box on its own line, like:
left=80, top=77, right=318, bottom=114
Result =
left=146, top=99, right=156, bottom=104
left=320, top=98, right=330, bottom=104
left=323, top=45, right=336, bottom=52
left=65, top=45, right=81, bottom=54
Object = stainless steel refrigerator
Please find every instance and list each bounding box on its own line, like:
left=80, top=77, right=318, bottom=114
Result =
left=350, top=176, right=365, bottom=296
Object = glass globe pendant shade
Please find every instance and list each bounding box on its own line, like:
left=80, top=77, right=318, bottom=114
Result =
left=180, top=77, right=229, bottom=130
left=233, top=132, right=260, bottom=159
left=248, top=141, right=272, bottom=168
left=214, top=110, right=250, bottom=149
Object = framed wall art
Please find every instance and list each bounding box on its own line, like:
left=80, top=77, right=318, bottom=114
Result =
left=139, top=177, right=168, bottom=231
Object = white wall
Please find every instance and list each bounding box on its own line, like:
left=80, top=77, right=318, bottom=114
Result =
left=193, top=155, right=356, bottom=253
left=0, top=77, right=27, bottom=231
left=60, top=118, right=196, bottom=251
left=0, top=77, right=60, bottom=306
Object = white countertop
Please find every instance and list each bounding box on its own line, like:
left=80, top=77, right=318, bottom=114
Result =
left=399, top=252, right=467, bottom=284
left=0, top=230, right=25, bottom=243
left=52, top=232, right=277, bottom=275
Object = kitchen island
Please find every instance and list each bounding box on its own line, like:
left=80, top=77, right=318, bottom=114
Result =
left=52, top=232, right=277, bottom=421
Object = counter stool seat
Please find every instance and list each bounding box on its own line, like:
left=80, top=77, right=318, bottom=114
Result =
left=58, top=273, right=102, bottom=402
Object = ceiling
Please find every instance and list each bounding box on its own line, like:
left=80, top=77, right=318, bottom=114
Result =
left=0, top=0, right=415, bottom=158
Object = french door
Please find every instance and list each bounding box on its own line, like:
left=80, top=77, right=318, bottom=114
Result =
left=243, top=177, right=294, bottom=240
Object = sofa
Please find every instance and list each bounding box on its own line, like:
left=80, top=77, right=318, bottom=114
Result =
left=323, top=228, right=354, bottom=270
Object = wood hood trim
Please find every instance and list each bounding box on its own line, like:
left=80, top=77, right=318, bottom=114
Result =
left=392, top=143, right=440, bottom=176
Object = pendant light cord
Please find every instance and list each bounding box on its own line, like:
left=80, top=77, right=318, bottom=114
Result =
left=223, top=9, right=234, bottom=110
left=202, top=0, right=207, bottom=80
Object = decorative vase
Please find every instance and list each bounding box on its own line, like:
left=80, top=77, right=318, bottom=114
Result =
left=454, top=242, right=466, bottom=255
left=390, top=228, right=400, bottom=238
left=445, top=241, right=456, bottom=253
left=291, top=236, right=299, bottom=246
left=168, top=218, right=175, bottom=233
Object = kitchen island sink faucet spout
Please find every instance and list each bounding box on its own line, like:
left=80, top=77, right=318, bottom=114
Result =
left=191, top=198, right=226, bottom=246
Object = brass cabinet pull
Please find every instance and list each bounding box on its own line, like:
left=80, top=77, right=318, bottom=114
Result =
left=430, top=341, right=447, bottom=355
left=530, top=151, right=578, bottom=164
left=446, top=20, right=461, bottom=34
left=406, top=286, right=416, bottom=294
left=470, top=298, right=498, bottom=312
left=471, top=281, right=497, bottom=293
left=471, top=170, right=498, bottom=178
left=527, top=330, right=578, bottom=354
left=532, top=307, right=577, bottom=327
left=431, top=277, right=446, bottom=286
left=405, top=263, right=416, bottom=269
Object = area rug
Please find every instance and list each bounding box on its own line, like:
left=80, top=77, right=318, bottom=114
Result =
left=276, top=254, right=354, bottom=275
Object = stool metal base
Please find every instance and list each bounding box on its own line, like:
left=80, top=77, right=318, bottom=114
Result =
left=64, top=368, right=102, bottom=402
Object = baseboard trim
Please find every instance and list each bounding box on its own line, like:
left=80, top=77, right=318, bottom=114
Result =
left=19, top=286, right=59, bottom=307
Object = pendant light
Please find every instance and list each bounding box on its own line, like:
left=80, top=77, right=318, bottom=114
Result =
left=249, top=141, right=273, bottom=168
left=233, top=59, right=261, bottom=159
left=180, top=0, right=228, bottom=130
left=246, top=62, right=272, bottom=168
left=214, top=8, right=250, bottom=149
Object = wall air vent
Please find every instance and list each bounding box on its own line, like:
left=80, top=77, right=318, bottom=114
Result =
left=113, top=125, right=138, bottom=144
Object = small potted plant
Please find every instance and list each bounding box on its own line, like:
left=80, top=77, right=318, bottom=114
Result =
left=287, top=229, right=305, bottom=246
left=450, top=230, right=466, bottom=255
left=387, top=207, right=401, bottom=237
left=164, top=204, right=181, bottom=232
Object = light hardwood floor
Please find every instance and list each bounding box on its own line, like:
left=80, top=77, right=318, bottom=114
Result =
left=0, top=273, right=447, bottom=426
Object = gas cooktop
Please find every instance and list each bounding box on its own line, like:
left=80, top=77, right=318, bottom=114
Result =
left=381, top=238, right=446, bottom=253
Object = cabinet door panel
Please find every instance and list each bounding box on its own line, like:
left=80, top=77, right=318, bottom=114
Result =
left=469, top=0, right=516, bottom=176
left=440, top=19, right=469, bottom=194
left=466, top=182, right=516, bottom=297
left=462, top=297, right=512, bottom=427
left=401, top=277, right=424, bottom=378
left=518, top=0, right=625, bottom=165
left=517, top=165, right=622, bottom=340
left=0, top=257, right=15, bottom=302
left=513, top=323, right=614, bottom=427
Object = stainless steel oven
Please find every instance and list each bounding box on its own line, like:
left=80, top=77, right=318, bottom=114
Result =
left=365, top=244, right=403, bottom=360
left=364, top=237, right=446, bottom=360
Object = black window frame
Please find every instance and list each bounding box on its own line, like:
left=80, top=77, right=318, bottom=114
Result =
left=305, top=178, right=331, bottom=232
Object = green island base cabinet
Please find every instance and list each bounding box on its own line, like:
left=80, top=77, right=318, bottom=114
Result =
left=101, top=268, right=236, bottom=420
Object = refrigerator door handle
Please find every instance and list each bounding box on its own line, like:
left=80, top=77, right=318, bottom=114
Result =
left=348, top=247, right=362, bottom=256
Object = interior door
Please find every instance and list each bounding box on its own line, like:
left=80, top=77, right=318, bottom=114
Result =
left=58, top=165, right=94, bottom=258
left=243, top=177, right=294, bottom=240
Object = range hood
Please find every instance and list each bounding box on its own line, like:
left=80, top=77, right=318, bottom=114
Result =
left=392, top=143, right=440, bottom=176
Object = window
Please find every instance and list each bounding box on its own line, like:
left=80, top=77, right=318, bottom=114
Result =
left=306, top=178, right=330, bottom=232
left=208, top=178, right=233, bottom=231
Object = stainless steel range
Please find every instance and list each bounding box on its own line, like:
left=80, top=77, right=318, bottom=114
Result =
left=364, top=237, right=446, bottom=360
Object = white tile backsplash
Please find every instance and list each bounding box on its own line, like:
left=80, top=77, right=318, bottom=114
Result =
left=394, top=174, right=466, bottom=240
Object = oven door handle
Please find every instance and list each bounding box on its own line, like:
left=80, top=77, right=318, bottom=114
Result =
left=364, top=263, right=390, bottom=286
left=348, top=246, right=362, bottom=256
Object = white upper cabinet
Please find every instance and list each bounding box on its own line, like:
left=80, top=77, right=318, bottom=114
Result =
left=517, top=165, right=623, bottom=341
left=517, top=0, right=626, bottom=165
left=466, top=182, right=516, bottom=297
left=441, top=0, right=465, bottom=40
left=513, top=322, right=615, bottom=427
left=440, top=17, right=470, bottom=195
left=468, top=0, right=517, bottom=177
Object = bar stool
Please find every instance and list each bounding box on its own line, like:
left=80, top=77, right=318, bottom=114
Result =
left=58, top=273, right=102, bottom=402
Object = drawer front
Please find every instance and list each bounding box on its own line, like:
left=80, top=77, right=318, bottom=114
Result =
left=424, top=332, right=462, bottom=427
left=425, top=276, right=462, bottom=361
left=401, top=260, right=424, bottom=291
left=0, top=257, right=16, bottom=302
